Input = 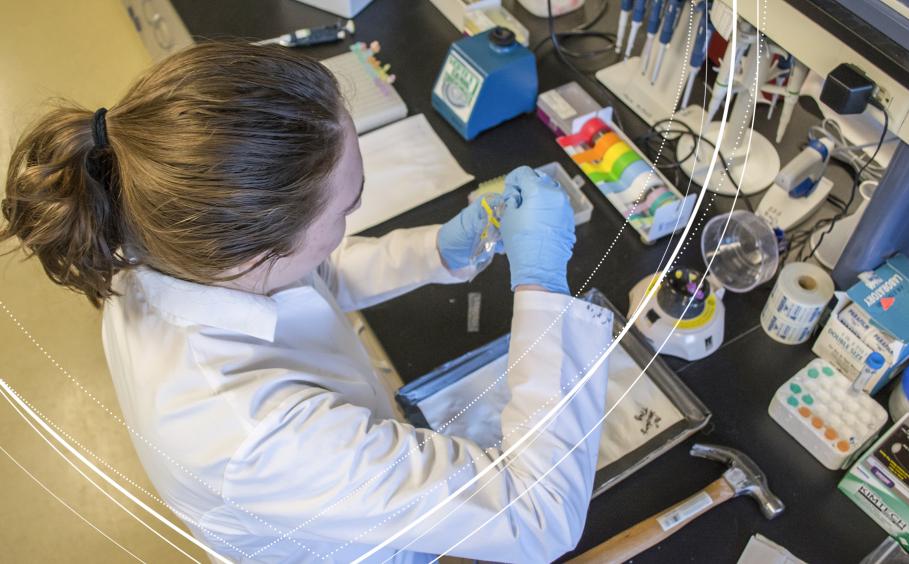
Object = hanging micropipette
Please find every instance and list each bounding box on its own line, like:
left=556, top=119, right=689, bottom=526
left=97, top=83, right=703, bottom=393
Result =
left=650, top=0, right=685, bottom=85
left=680, top=2, right=712, bottom=109
left=767, top=54, right=791, bottom=119
left=775, top=59, right=808, bottom=142
left=705, top=22, right=754, bottom=121
left=624, top=0, right=649, bottom=60
left=639, top=0, right=664, bottom=75
left=615, top=0, right=634, bottom=54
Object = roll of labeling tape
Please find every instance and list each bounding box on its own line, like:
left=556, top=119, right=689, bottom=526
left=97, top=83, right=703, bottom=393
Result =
left=603, top=162, right=659, bottom=200
left=557, top=117, right=609, bottom=147
left=571, top=132, right=620, bottom=164
left=760, top=262, right=834, bottom=345
left=639, top=184, right=666, bottom=208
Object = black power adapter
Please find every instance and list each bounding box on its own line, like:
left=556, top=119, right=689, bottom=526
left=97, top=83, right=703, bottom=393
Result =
left=819, top=63, right=877, bottom=115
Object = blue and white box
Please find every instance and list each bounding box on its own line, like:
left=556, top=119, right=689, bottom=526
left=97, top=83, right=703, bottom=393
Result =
left=813, top=254, right=909, bottom=394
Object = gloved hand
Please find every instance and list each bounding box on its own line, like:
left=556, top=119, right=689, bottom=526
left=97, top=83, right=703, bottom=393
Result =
left=500, top=166, right=576, bottom=294
left=437, top=196, right=503, bottom=271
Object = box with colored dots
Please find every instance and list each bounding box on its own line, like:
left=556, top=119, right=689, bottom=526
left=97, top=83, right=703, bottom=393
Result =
left=768, top=358, right=888, bottom=470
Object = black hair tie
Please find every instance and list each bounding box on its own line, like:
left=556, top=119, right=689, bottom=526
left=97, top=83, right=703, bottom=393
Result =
left=91, top=108, right=109, bottom=149
left=87, top=108, right=114, bottom=194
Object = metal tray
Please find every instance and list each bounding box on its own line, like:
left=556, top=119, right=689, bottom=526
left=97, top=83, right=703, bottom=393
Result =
left=396, top=289, right=711, bottom=497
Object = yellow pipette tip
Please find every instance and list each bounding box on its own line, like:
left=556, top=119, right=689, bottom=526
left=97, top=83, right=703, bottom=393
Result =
left=481, top=197, right=501, bottom=229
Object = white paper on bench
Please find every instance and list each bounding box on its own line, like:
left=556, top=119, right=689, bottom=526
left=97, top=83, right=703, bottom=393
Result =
left=347, top=114, right=474, bottom=235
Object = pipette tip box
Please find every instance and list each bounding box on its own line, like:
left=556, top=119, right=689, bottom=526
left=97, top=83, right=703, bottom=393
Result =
left=468, top=161, right=593, bottom=225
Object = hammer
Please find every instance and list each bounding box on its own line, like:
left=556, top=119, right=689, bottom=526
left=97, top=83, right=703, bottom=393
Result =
left=570, top=444, right=784, bottom=564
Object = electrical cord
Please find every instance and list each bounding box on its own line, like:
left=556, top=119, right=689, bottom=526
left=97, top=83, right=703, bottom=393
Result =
left=541, top=2, right=750, bottom=211
left=808, top=118, right=890, bottom=183
left=636, top=118, right=756, bottom=212
left=533, top=0, right=613, bottom=58
left=799, top=103, right=889, bottom=262
left=825, top=193, right=849, bottom=213
left=543, top=0, right=626, bottom=130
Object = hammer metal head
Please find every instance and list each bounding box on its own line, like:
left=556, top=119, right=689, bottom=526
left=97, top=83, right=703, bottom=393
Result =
left=690, top=443, right=785, bottom=520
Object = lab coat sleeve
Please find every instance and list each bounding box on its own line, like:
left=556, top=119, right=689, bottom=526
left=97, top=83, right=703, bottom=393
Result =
left=322, top=225, right=470, bottom=311
left=221, top=291, right=612, bottom=563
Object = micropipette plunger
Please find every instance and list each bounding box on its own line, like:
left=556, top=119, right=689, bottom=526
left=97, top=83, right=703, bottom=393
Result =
left=639, top=0, right=664, bottom=75
left=705, top=24, right=754, bottom=121
left=775, top=60, right=808, bottom=142
left=650, top=0, right=685, bottom=85
left=616, top=0, right=634, bottom=54
left=680, top=2, right=712, bottom=109
left=767, top=55, right=792, bottom=120
left=624, top=0, right=649, bottom=60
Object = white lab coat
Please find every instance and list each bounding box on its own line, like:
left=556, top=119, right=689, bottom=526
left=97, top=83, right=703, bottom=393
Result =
left=102, top=225, right=612, bottom=563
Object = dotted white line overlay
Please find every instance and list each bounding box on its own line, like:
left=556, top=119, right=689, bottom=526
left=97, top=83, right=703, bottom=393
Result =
left=254, top=6, right=715, bottom=556
left=4, top=26, right=705, bottom=564
left=2, top=2, right=759, bottom=561
left=0, top=300, right=318, bottom=558
left=0, top=381, right=210, bottom=563
left=425, top=5, right=773, bottom=562
left=1, top=384, right=253, bottom=559
left=354, top=8, right=746, bottom=564
left=3, top=71, right=696, bottom=564
left=0, top=441, right=147, bottom=563
left=2, top=9, right=708, bottom=556
left=317, top=331, right=614, bottom=560
left=252, top=17, right=707, bottom=561
left=382, top=9, right=749, bottom=562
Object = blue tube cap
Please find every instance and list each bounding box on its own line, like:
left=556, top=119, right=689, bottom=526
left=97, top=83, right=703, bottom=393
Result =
left=866, top=351, right=886, bottom=370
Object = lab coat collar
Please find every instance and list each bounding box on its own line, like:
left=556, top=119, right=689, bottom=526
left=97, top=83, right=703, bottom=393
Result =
left=131, top=267, right=280, bottom=343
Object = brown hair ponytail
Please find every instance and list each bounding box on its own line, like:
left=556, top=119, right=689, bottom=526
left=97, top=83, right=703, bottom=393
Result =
left=2, top=106, right=128, bottom=307
left=2, top=42, right=344, bottom=307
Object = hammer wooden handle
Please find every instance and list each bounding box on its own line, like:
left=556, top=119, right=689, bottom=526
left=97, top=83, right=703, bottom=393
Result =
left=569, top=477, right=735, bottom=564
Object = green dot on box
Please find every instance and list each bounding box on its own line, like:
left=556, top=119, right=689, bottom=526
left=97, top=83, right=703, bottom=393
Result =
left=790, top=383, right=802, bottom=394
left=802, top=394, right=814, bottom=405
left=807, top=368, right=819, bottom=378
left=822, top=366, right=834, bottom=376
left=787, top=396, right=799, bottom=407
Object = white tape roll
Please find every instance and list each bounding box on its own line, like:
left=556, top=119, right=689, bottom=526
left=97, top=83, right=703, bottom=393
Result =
left=761, top=262, right=834, bottom=345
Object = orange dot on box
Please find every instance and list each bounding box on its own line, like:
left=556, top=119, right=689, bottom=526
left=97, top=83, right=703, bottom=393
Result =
left=837, top=440, right=850, bottom=452
left=825, top=428, right=838, bottom=440
left=811, top=417, right=824, bottom=429
left=798, top=407, right=811, bottom=418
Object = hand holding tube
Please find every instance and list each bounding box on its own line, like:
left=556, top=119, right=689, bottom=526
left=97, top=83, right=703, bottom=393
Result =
left=500, top=166, right=576, bottom=294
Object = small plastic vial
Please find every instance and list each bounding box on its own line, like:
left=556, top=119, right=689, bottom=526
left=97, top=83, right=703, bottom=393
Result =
left=852, top=351, right=886, bottom=393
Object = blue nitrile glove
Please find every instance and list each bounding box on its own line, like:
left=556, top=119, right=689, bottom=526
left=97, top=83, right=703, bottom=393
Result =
left=437, top=196, right=503, bottom=271
left=500, top=166, right=576, bottom=294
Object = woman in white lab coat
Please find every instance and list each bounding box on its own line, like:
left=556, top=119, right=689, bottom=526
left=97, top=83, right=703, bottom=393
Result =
left=1, top=43, right=612, bottom=563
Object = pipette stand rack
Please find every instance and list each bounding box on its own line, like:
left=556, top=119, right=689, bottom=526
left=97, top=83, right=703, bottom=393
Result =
left=595, top=1, right=697, bottom=127
left=675, top=33, right=781, bottom=196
